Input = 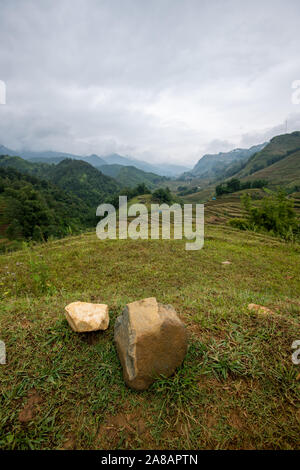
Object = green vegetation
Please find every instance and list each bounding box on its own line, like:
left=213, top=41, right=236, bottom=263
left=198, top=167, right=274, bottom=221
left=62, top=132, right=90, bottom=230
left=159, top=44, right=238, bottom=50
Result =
left=229, top=190, right=299, bottom=240
left=0, top=157, right=177, bottom=251
left=108, top=183, right=151, bottom=209
left=1, top=132, right=300, bottom=450
left=47, top=159, right=120, bottom=208
left=152, top=187, right=173, bottom=204
left=177, top=186, right=199, bottom=196
left=99, top=164, right=168, bottom=189
left=216, top=178, right=267, bottom=196
left=0, top=224, right=299, bottom=450
left=0, top=155, right=120, bottom=208
left=238, top=132, right=300, bottom=179
left=0, top=167, right=94, bottom=248
left=0, top=155, right=51, bottom=179
left=242, top=150, right=300, bottom=189
left=0, top=157, right=123, bottom=250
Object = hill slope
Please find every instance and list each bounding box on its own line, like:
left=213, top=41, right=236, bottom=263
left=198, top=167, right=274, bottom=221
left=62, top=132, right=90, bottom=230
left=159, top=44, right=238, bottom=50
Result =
left=28, top=153, right=107, bottom=167
left=15, top=148, right=106, bottom=167
left=0, top=154, right=51, bottom=178
left=99, top=164, right=167, bottom=188
left=0, top=167, right=93, bottom=246
left=45, top=159, right=120, bottom=208
left=237, top=132, right=300, bottom=178
left=0, top=155, right=120, bottom=207
left=103, top=153, right=190, bottom=177
left=241, top=149, right=300, bottom=188
left=0, top=226, right=299, bottom=449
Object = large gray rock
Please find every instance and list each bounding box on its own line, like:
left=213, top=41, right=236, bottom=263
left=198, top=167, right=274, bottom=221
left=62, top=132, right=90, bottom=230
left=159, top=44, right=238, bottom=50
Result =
left=65, top=301, right=109, bottom=332
left=114, top=297, right=187, bottom=390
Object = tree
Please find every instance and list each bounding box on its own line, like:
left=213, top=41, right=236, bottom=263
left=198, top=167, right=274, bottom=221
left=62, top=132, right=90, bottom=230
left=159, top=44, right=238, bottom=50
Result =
left=152, top=187, right=172, bottom=204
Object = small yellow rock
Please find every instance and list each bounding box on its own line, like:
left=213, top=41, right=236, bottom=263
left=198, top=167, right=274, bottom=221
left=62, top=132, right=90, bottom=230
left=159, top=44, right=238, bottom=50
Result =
left=65, top=301, right=109, bottom=332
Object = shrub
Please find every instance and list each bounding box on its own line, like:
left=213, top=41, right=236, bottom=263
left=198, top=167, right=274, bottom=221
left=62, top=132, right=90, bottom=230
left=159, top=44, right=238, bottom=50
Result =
left=216, top=178, right=267, bottom=196
left=228, top=218, right=249, bottom=230
left=152, top=187, right=172, bottom=204
left=241, top=190, right=299, bottom=240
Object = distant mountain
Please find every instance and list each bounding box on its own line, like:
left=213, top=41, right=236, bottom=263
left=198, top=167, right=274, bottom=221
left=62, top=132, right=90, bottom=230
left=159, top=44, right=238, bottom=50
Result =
left=0, top=145, right=16, bottom=156
left=102, top=153, right=190, bottom=177
left=184, top=143, right=267, bottom=180
left=0, top=145, right=189, bottom=177
left=99, top=164, right=168, bottom=188
left=0, top=155, right=120, bottom=208
left=154, top=162, right=191, bottom=177
left=21, top=149, right=107, bottom=167
left=85, top=154, right=107, bottom=167
left=0, top=145, right=107, bottom=166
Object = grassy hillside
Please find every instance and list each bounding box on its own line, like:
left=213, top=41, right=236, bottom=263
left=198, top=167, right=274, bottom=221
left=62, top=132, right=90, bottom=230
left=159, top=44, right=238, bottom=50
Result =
left=0, top=225, right=299, bottom=450
left=241, top=150, right=300, bottom=189
left=238, top=132, right=300, bottom=179
left=199, top=188, right=300, bottom=225
left=99, top=164, right=167, bottom=189
left=203, top=189, right=267, bottom=223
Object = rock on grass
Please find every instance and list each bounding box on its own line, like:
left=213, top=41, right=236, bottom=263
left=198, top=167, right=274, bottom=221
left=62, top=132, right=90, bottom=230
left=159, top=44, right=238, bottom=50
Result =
left=114, top=297, right=187, bottom=390
left=65, top=301, right=109, bottom=332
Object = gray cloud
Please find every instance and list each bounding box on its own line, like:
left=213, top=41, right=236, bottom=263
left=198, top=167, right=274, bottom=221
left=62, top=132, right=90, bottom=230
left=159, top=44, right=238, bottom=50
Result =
left=0, top=0, right=300, bottom=165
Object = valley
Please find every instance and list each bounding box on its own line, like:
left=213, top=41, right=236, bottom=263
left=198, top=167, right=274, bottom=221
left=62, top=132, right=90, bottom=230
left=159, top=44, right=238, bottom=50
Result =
left=0, top=131, right=299, bottom=450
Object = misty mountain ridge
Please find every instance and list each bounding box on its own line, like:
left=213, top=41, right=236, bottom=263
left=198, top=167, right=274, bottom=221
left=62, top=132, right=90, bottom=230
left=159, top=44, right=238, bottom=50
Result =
left=2, top=132, right=299, bottom=186
left=0, top=153, right=168, bottom=191
left=0, top=145, right=190, bottom=177
left=183, top=143, right=268, bottom=180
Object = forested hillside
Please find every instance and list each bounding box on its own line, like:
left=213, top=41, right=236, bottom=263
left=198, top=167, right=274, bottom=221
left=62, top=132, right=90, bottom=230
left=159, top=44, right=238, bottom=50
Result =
left=0, top=167, right=94, bottom=246
left=99, top=164, right=168, bottom=188
left=47, top=159, right=120, bottom=208
left=0, top=155, right=120, bottom=208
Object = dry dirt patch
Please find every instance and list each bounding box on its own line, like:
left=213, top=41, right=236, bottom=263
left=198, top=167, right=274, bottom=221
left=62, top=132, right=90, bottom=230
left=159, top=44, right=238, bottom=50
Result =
left=18, top=389, right=43, bottom=424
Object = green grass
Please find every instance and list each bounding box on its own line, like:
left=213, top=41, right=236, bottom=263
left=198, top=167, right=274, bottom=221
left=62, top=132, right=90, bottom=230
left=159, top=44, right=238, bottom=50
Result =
left=238, top=131, right=300, bottom=179
left=0, top=225, right=299, bottom=449
left=242, top=150, right=300, bottom=189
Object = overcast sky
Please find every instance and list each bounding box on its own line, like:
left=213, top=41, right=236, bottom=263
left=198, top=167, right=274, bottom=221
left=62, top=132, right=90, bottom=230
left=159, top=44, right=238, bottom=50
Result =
left=0, top=0, right=300, bottom=166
